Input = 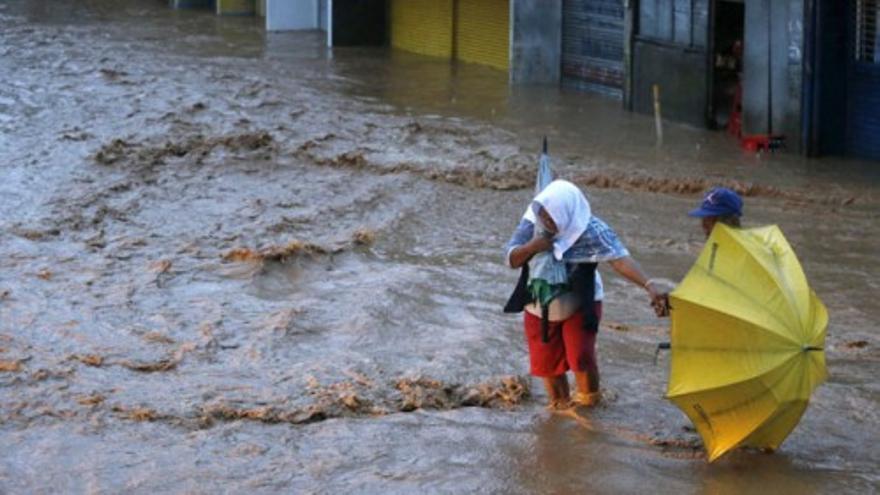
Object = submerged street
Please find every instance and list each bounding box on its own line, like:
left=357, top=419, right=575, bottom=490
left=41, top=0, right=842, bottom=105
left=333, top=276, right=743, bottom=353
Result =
left=0, top=1, right=878, bottom=492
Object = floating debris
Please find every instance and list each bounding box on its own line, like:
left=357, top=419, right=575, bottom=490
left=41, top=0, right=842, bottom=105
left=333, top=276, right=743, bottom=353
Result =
left=148, top=259, right=172, bottom=274
left=76, top=394, right=105, bottom=407
left=73, top=354, right=104, bottom=367
left=93, top=131, right=275, bottom=168
left=352, top=228, right=376, bottom=246
left=0, top=360, right=22, bottom=372
left=222, top=240, right=329, bottom=264
left=112, top=405, right=159, bottom=422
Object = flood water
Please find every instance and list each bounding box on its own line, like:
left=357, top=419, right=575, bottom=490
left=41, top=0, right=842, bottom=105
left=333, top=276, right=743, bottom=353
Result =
left=1, top=1, right=878, bottom=493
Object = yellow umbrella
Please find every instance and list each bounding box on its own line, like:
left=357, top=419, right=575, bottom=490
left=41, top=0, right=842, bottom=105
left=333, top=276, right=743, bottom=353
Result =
left=666, top=224, right=827, bottom=462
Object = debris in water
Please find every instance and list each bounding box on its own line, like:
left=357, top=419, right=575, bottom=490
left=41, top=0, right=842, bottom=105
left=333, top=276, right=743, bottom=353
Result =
left=149, top=259, right=172, bottom=273
left=143, top=332, right=176, bottom=345
left=60, top=129, right=94, bottom=141
left=396, top=375, right=529, bottom=411
left=113, top=405, right=159, bottom=422
left=94, top=138, right=133, bottom=165
left=220, top=247, right=262, bottom=263
left=845, top=340, right=869, bottom=349
left=120, top=357, right=177, bottom=373
left=222, top=240, right=329, bottom=263
left=296, top=139, right=857, bottom=206
left=99, top=68, right=128, bottom=80
left=77, top=394, right=105, bottom=407
left=0, top=360, right=22, bottom=372
left=352, top=228, right=376, bottom=246
left=36, top=269, right=52, bottom=280
left=93, top=131, right=275, bottom=168
left=73, top=354, right=104, bottom=367
left=0, top=289, right=9, bottom=300
left=605, top=322, right=631, bottom=332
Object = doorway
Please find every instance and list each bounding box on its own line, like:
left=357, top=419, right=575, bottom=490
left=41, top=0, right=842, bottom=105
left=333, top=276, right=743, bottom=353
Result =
left=711, top=0, right=745, bottom=130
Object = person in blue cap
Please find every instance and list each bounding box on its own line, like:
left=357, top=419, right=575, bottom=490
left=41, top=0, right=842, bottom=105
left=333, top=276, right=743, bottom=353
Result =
left=688, top=187, right=744, bottom=238
left=649, top=187, right=746, bottom=317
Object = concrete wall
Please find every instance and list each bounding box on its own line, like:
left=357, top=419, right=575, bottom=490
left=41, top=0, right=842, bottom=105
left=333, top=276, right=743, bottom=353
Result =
left=266, top=0, right=317, bottom=30
left=742, top=0, right=803, bottom=150
left=319, top=0, right=328, bottom=31
left=510, top=0, right=562, bottom=84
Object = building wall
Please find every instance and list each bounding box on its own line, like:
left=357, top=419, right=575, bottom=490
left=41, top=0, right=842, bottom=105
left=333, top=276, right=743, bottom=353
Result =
left=266, top=0, right=317, bottom=30
left=510, top=0, right=562, bottom=84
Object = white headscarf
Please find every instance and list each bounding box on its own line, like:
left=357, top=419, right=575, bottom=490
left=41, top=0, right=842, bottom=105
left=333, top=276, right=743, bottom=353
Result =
left=523, top=180, right=591, bottom=261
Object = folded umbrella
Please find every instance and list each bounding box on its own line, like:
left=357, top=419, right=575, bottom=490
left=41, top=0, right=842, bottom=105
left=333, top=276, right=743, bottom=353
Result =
left=529, top=138, right=568, bottom=342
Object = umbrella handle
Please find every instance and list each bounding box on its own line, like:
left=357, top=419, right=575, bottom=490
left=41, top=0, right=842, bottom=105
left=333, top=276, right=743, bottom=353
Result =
left=653, top=342, right=671, bottom=366
left=542, top=136, right=548, bottom=154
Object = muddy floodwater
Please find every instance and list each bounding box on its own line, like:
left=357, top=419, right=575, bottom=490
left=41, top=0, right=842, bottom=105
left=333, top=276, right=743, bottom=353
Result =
left=1, top=1, right=878, bottom=493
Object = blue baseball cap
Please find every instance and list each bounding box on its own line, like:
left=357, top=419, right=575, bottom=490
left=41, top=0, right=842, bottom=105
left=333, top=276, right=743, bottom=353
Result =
left=689, top=187, right=743, bottom=218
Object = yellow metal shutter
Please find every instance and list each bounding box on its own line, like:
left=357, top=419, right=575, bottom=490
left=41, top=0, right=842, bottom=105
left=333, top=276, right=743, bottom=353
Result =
left=391, top=0, right=454, bottom=59
left=217, top=0, right=255, bottom=15
left=454, top=0, right=509, bottom=70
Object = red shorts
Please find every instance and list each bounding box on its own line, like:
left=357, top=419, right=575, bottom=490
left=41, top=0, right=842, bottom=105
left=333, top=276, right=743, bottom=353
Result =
left=524, top=303, right=602, bottom=377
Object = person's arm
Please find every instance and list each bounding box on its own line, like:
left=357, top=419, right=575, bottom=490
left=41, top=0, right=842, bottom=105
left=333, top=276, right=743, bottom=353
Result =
left=608, top=256, right=668, bottom=316
left=509, top=235, right=553, bottom=268
left=505, top=218, right=554, bottom=269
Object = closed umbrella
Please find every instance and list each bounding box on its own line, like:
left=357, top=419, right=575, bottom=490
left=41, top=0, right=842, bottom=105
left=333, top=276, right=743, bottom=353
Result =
left=666, top=224, right=827, bottom=461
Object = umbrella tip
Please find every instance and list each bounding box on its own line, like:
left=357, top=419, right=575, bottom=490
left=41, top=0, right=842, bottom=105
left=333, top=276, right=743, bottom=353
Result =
left=542, top=136, right=548, bottom=154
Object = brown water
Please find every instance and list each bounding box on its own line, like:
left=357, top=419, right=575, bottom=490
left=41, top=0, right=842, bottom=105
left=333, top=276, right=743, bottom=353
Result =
left=1, top=1, right=878, bottom=493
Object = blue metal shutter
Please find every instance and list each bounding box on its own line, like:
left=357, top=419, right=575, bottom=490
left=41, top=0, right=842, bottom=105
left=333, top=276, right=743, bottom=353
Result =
left=562, top=0, right=625, bottom=98
left=847, top=0, right=880, bottom=159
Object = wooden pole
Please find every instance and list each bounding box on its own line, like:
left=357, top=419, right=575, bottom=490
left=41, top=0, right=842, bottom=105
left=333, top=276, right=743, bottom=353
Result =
left=653, top=84, right=664, bottom=146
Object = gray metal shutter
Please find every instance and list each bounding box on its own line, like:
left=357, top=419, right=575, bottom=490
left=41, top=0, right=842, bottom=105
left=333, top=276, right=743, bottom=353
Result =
left=561, top=0, right=625, bottom=98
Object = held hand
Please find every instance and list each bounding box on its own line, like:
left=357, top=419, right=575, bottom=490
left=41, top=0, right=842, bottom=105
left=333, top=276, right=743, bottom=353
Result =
left=645, top=281, right=670, bottom=317
left=651, top=293, right=670, bottom=317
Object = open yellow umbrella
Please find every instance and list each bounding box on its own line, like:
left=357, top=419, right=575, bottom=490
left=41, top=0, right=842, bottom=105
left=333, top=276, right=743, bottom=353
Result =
left=666, top=224, right=827, bottom=462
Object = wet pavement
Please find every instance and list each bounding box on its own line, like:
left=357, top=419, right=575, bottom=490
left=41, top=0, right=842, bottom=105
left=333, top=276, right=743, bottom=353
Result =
left=0, top=1, right=878, bottom=493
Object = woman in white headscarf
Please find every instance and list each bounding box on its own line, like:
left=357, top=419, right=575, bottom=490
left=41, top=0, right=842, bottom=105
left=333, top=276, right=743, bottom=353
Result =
left=505, top=180, right=666, bottom=409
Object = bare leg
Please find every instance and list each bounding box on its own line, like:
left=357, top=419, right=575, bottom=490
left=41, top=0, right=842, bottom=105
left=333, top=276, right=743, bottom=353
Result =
left=574, top=365, right=599, bottom=395
left=572, top=367, right=601, bottom=407
left=542, top=374, right=571, bottom=409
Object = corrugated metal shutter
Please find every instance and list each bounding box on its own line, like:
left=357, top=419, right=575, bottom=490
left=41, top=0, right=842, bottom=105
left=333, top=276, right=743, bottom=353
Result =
left=455, top=0, right=509, bottom=70
left=848, top=66, right=880, bottom=159
left=562, top=0, right=625, bottom=98
left=391, top=0, right=454, bottom=59
left=847, top=0, right=880, bottom=159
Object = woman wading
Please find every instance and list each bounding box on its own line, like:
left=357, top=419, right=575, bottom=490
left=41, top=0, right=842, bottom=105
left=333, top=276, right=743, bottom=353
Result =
left=505, top=180, right=666, bottom=410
